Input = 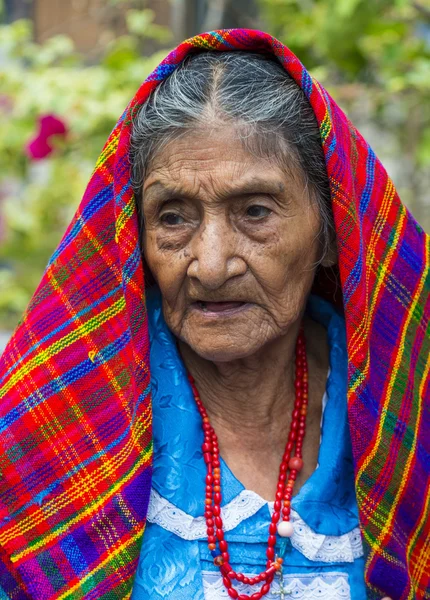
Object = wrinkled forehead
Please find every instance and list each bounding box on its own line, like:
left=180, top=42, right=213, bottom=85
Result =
left=142, top=124, right=305, bottom=195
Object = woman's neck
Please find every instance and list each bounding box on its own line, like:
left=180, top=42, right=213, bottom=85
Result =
left=177, top=316, right=329, bottom=500
left=178, top=319, right=300, bottom=435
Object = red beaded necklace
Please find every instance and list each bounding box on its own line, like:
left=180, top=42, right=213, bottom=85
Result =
left=188, top=327, right=308, bottom=600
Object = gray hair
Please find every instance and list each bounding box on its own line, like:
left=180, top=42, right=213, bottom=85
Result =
left=130, top=51, right=334, bottom=257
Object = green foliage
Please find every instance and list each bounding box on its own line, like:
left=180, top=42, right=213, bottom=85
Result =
left=0, top=14, right=171, bottom=330
left=1, top=1, right=429, bottom=332
left=259, top=0, right=430, bottom=231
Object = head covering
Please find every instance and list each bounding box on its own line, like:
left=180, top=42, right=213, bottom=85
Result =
left=0, top=29, right=428, bottom=600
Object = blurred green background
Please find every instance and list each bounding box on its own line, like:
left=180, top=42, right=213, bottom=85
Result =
left=0, top=0, right=429, bottom=338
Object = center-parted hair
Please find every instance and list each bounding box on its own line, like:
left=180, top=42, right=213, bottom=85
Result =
left=130, top=51, right=334, bottom=255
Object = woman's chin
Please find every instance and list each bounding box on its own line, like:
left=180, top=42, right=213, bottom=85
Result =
left=184, top=336, right=264, bottom=363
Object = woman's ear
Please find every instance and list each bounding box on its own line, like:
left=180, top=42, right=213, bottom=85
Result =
left=320, top=238, right=338, bottom=268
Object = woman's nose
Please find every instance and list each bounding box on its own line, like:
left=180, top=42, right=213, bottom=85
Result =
left=186, top=221, right=247, bottom=289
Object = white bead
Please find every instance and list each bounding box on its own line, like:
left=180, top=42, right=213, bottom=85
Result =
left=277, top=521, right=294, bottom=537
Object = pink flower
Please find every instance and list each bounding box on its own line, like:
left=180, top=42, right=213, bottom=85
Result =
left=26, top=114, right=67, bottom=160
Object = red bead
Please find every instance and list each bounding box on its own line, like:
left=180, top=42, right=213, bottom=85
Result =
left=265, top=566, right=276, bottom=578
left=190, top=325, right=308, bottom=600
left=266, top=547, right=275, bottom=560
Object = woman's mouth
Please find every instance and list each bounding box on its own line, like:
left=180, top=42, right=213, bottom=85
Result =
left=193, top=301, right=249, bottom=315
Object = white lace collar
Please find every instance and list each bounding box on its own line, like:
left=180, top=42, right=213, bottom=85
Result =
left=147, top=487, right=364, bottom=564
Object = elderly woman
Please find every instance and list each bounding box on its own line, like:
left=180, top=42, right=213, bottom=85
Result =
left=0, top=30, right=428, bottom=600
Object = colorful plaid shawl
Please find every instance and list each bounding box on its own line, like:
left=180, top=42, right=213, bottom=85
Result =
left=0, top=29, right=429, bottom=600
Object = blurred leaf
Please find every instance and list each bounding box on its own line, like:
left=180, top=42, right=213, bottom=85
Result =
left=126, top=9, right=172, bottom=43
left=0, top=16, right=173, bottom=329
left=259, top=0, right=430, bottom=234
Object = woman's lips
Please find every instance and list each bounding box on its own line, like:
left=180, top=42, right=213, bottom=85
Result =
left=193, top=301, right=249, bottom=315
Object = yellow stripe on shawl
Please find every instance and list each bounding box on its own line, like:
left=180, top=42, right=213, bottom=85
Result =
left=348, top=179, right=397, bottom=368
left=405, top=242, right=430, bottom=597
left=356, top=214, right=426, bottom=529
left=115, top=195, right=136, bottom=241
left=57, top=527, right=143, bottom=600
left=6, top=426, right=151, bottom=560
left=0, top=296, right=126, bottom=399
left=95, top=129, right=120, bottom=172
left=188, top=32, right=229, bottom=51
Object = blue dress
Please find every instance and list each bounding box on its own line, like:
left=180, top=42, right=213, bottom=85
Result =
left=131, top=292, right=367, bottom=600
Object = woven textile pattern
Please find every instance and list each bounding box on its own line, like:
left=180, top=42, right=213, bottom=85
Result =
left=0, top=29, right=429, bottom=599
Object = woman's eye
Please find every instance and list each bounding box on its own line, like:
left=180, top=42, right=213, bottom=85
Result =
left=246, top=205, right=271, bottom=218
left=160, top=212, right=185, bottom=226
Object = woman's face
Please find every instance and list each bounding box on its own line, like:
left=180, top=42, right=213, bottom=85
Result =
left=142, top=126, right=325, bottom=362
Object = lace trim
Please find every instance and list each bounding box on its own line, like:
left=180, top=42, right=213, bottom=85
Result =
left=202, top=570, right=351, bottom=599
left=147, top=488, right=364, bottom=563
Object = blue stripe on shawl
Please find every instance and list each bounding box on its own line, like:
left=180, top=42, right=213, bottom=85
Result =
left=0, top=330, right=131, bottom=434
left=0, top=287, right=121, bottom=385
left=3, top=383, right=149, bottom=523
left=48, top=184, right=113, bottom=265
